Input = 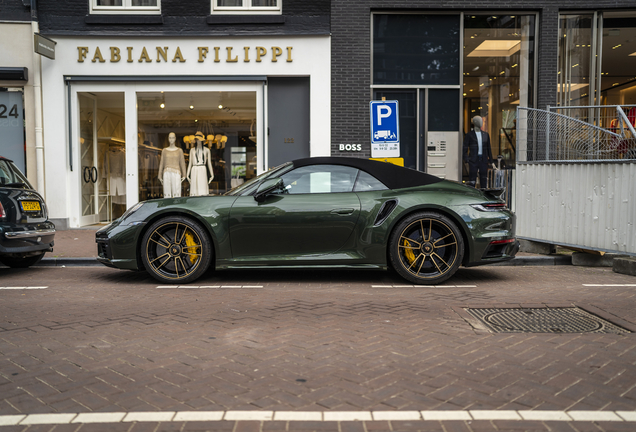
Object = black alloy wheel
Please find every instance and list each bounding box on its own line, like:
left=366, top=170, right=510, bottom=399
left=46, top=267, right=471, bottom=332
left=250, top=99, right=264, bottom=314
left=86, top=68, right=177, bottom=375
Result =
left=389, top=212, right=464, bottom=285
left=141, top=216, right=212, bottom=284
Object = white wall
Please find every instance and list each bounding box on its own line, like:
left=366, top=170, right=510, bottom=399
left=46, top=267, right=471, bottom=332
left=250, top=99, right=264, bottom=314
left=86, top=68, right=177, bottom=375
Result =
left=0, top=23, right=37, bottom=187
left=40, top=35, right=331, bottom=226
left=516, top=163, right=636, bottom=254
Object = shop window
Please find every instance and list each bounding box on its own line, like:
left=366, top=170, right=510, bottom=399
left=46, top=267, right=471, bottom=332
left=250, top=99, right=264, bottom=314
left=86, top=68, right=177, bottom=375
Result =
left=90, top=0, right=161, bottom=14
left=599, top=12, right=636, bottom=106
left=463, top=14, right=536, bottom=168
left=212, top=0, right=281, bottom=14
left=137, top=91, right=257, bottom=199
left=557, top=12, right=636, bottom=132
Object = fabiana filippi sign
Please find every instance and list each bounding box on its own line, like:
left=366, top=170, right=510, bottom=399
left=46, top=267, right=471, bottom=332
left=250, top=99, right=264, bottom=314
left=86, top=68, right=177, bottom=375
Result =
left=77, top=45, right=293, bottom=63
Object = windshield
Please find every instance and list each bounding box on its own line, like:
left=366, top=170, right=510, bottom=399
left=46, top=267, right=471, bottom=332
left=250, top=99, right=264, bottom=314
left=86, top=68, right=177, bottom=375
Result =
left=224, top=162, right=293, bottom=196
left=0, top=159, right=33, bottom=189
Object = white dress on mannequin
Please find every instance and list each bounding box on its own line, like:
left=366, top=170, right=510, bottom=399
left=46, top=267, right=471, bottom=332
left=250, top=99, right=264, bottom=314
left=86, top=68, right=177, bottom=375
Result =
left=189, top=146, right=210, bottom=196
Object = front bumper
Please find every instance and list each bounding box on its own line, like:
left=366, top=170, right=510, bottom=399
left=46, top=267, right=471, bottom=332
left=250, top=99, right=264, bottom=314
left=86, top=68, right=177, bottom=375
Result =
left=95, top=222, right=144, bottom=270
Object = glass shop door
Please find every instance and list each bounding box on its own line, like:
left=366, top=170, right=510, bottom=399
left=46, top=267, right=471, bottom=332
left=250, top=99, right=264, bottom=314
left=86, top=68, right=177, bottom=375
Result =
left=79, top=94, right=100, bottom=226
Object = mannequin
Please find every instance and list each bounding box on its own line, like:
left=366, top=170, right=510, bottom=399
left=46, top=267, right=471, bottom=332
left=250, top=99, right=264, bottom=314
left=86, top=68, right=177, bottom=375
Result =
left=187, top=131, right=214, bottom=196
left=157, top=132, right=186, bottom=198
left=462, top=116, right=494, bottom=188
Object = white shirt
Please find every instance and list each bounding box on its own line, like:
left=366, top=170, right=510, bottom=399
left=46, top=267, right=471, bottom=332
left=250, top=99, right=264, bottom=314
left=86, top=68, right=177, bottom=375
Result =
left=476, top=130, right=483, bottom=156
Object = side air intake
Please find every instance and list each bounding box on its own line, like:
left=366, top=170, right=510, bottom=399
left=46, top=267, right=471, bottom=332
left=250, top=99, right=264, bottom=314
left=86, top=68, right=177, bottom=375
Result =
left=373, top=199, right=398, bottom=226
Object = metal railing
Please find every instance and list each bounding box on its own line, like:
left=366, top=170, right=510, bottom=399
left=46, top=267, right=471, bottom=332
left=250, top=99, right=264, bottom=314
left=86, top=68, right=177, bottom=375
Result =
left=516, top=106, right=636, bottom=162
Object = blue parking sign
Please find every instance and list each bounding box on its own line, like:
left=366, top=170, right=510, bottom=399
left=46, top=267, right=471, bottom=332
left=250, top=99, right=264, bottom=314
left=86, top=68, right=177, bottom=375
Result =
left=370, top=100, right=400, bottom=157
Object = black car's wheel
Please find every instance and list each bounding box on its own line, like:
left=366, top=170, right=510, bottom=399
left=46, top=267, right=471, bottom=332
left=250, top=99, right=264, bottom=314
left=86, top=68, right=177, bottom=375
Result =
left=141, top=216, right=212, bottom=284
left=0, top=252, right=45, bottom=268
left=389, top=212, right=464, bottom=285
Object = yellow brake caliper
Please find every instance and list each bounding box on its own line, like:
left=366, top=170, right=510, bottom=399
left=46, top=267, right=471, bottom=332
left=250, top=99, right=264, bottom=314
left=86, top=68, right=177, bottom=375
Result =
left=403, top=239, right=416, bottom=264
left=184, top=230, right=198, bottom=264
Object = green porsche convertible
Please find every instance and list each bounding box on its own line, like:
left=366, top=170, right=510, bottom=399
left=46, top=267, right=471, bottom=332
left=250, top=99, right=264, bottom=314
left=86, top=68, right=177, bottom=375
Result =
left=96, top=157, right=518, bottom=284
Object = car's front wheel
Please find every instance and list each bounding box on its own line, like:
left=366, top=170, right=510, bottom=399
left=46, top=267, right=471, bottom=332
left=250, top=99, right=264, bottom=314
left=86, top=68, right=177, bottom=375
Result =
left=0, top=252, right=45, bottom=268
left=389, top=212, right=464, bottom=285
left=141, top=216, right=212, bottom=284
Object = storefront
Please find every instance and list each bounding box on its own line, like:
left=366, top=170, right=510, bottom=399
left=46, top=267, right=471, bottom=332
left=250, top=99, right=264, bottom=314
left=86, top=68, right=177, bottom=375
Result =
left=41, top=36, right=330, bottom=228
left=369, top=12, right=537, bottom=181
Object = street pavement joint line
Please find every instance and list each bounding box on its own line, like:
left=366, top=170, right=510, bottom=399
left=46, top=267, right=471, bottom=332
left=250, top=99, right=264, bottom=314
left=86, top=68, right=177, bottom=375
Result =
left=370, top=284, right=477, bottom=288
left=0, top=286, right=48, bottom=290
left=583, top=284, right=636, bottom=287
left=156, top=285, right=263, bottom=289
left=3, top=410, right=635, bottom=425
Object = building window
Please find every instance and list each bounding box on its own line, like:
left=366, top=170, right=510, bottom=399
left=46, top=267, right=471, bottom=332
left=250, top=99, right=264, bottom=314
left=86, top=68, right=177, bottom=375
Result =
left=373, top=14, right=460, bottom=85
left=463, top=14, right=536, bottom=168
left=90, top=0, right=161, bottom=14
left=558, top=11, right=636, bottom=108
left=212, top=0, right=281, bottom=14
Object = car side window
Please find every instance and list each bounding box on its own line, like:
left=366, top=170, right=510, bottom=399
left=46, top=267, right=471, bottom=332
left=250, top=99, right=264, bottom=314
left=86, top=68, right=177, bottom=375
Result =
left=354, top=170, right=388, bottom=192
left=279, top=165, right=359, bottom=194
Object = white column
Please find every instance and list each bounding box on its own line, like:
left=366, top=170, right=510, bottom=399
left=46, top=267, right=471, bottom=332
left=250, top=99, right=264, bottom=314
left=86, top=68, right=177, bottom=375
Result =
left=124, top=86, right=139, bottom=208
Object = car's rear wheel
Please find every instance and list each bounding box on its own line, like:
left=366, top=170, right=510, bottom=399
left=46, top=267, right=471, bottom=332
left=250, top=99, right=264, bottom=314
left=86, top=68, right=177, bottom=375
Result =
left=389, top=212, right=464, bottom=285
left=0, top=252, right=45, bottom=268
left=141, top=216, right=212, bottom=284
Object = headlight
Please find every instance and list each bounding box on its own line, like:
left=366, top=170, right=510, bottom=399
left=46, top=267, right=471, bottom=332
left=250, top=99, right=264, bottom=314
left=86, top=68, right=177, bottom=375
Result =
left=121, top=202, right=144, bottom=221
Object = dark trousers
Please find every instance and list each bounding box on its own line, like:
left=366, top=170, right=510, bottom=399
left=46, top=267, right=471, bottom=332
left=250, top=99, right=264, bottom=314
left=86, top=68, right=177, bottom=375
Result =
left=468, top=156, right=489, bottom=188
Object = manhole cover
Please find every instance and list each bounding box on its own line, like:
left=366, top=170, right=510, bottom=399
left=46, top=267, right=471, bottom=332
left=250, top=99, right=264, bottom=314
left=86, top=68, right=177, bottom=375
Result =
left=465, top=307, right=630, bottom=334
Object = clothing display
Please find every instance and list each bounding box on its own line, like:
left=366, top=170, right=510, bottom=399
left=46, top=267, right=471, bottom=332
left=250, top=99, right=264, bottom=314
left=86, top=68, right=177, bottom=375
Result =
left=105, top=148, right=126, bottom=205
left=190, top=165, right=209, bottom=196
left=162, top=170, right=182, bottom=197
left=158, top=147, right=186, bottom=198
left=188, top=144, right=213, bottom=196
left=463, top=126, right=493, bottom=188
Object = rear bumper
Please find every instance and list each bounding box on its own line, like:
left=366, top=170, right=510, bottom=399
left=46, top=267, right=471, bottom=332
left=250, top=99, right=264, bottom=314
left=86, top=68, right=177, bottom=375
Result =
left=0, top=225, right=55, bottom=255
left=466, top=239, right=520, bottom=267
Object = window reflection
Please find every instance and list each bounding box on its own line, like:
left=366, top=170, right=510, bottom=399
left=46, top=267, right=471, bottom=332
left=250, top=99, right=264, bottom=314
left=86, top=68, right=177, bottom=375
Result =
left=463, top=15, right=536, bottom=169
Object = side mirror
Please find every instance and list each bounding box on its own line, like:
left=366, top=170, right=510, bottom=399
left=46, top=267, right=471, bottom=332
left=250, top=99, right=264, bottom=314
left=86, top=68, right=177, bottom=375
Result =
left=254, top=178, right=283, bottom=202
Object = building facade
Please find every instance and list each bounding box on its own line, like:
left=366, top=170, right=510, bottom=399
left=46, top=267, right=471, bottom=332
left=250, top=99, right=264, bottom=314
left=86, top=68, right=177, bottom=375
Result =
left=36, top=0, right=330, bottom=228
left=331, top=1, right=636, bottom=182
left=0, top=2, right=43, bottom=187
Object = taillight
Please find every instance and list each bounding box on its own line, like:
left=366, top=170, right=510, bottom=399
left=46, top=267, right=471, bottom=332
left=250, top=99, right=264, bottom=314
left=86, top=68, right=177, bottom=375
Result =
left=0, top=201, right=5, bottom=219
left=471, top=202, right=507, bottom=211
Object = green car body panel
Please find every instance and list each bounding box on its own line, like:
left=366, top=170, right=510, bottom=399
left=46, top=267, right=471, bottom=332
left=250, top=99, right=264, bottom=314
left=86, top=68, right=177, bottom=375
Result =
left=96, top=157, right=517, bottom=283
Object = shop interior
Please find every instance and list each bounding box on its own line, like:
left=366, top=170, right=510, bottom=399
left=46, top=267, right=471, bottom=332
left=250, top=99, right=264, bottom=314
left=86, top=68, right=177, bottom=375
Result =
left=462, top=15, right=536, bottom=172
left=78, top=90, right=257, bottom=225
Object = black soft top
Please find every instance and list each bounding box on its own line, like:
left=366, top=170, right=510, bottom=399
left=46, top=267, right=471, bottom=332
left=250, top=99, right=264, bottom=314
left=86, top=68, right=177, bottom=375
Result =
left=292, top=157, right=443, bottom=190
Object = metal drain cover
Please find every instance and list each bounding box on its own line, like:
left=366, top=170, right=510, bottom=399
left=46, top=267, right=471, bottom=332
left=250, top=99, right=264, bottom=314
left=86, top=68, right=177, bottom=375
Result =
left=465, top=307, right=630, bottom=334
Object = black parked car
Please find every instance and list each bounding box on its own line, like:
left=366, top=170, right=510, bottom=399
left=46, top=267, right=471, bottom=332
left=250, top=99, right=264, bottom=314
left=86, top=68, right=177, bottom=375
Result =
left=0, top=156, right=55, bottom=268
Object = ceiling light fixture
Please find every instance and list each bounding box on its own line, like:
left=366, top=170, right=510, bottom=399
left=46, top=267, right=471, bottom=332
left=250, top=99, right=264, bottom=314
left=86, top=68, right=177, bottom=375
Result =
left=467, top=40, right=521, bottom=57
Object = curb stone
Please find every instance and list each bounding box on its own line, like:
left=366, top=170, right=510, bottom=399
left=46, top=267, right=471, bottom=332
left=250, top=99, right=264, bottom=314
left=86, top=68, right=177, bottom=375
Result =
left=28, top=256, right=573, bottom=268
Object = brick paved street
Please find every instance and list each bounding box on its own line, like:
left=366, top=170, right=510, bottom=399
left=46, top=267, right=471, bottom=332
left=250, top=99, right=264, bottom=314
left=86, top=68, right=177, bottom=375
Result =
left=0, top=265, right=635, bottom=431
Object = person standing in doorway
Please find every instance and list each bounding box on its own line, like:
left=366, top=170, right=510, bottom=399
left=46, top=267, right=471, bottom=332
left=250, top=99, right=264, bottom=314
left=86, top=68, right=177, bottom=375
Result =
left=463, top=115, right=494, bottom=188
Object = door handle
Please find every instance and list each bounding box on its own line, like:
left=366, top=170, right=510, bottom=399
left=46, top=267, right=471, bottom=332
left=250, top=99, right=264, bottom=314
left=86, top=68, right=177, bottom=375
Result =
left=331, top=208, right=355, bottom=216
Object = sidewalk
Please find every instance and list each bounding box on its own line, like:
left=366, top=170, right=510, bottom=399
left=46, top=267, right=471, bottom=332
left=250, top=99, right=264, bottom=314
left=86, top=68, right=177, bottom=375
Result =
left=43, top=228, right=573, bottom=266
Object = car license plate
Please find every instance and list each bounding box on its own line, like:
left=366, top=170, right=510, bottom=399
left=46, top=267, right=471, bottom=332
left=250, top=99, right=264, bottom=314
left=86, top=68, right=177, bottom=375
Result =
left=20, top=201, right=41, bottom=212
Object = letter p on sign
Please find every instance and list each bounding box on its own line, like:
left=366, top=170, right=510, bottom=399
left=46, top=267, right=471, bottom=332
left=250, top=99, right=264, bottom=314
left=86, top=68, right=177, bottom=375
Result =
left=377, top=105, right=391, bottom=125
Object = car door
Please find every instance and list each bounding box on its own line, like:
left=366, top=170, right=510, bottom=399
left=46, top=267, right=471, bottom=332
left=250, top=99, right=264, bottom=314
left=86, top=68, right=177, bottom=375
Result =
left=229, top=164, right=361, bottom=259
